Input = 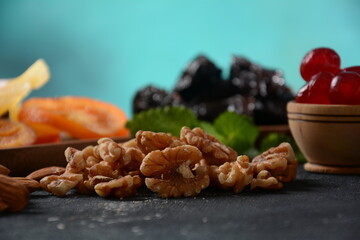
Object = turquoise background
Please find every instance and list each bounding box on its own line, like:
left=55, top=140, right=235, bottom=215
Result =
left=0, top=0, right=359, bottom=117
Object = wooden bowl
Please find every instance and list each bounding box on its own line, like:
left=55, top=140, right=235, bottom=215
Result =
left=287, top=101, right=360, bottom=174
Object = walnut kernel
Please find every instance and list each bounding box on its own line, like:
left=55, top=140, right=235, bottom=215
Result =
left=252, top=142, right=298, bottom=183
left=136, top=130, right=184, bottom=154
left=94, top=175, right=142, bottom=198
left=250, top=170, right=283, bottom=190
left=209, top=155, right=253, bottom=193
left=140, top=145, right=209, bottom=198
left=40, top=172, right=83, bottom=197
left=180, top=127, right=237, bottom=166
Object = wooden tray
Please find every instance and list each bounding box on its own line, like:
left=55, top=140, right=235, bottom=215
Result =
left=0, top=137, right=128, bottom=177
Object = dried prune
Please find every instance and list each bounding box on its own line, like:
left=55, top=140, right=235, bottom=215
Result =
left=132, top=54, right=295, bottom=125
left=229, top=56, right=294, bottom=125
left=229, top=56, right=263, bottom=96
left=133, top=85, right=182, bottom=114
left=183, top=80, right=237, bottom=104
left=173, top=55, right=224, bottom=102
left=189, top=94, right=255, bottom=122
left=253, top=98, right=288, bottom=125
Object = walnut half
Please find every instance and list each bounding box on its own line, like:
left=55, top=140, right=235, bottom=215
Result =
left=251, top=142, right=298, bottom=190
left=250, top=170, right=283, bottom=190
left=180, top=127, right=237, bottom=166
left=140, top=145, right=209, bottom=198
left=40, top=172, right=83, bottom=197
left=136, top=130, right=184, bottom=154
left=94, top=175, right=142, bottom=198
left=209, top=155, right=253, bottom=193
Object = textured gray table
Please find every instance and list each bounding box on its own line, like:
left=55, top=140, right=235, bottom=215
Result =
left=1, top=165, right=359, bottom=240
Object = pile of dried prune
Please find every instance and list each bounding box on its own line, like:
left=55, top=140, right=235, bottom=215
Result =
left=133, top=55, right=294, bottom=125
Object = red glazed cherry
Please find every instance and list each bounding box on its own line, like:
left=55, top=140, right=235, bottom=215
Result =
left=300, top=48, right=341, bottom=82
left=329, top=71, right=360, bottom=105
left=295, top=84, right=309, bottom=103
left=306, top=72, right=334, bottom=104
left=342, top=66, right=360, bottom=75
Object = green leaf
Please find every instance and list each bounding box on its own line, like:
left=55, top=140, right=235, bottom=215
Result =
left=126, top=106, right=302, bottom=162
left=126, top=106, right=200, bottom=137
left=213, top=111, right=259, bottom=154
left=198, top=121, right=224, bottom=142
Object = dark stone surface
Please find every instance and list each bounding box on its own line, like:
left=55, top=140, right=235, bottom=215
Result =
left=1, top=165, right=359, bottom=240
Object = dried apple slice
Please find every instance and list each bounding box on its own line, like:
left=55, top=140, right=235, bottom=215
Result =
left=0, top=59, right=50, bottom=119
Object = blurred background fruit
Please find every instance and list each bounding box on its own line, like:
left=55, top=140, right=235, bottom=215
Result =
left=133, top=55, right=294, bottom=125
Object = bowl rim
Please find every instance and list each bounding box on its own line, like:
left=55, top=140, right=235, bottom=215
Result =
left=287, top=101, right=360, bottom=115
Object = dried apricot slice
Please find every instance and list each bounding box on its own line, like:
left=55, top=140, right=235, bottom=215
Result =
left=0, top=119, right=36, bottom=148
left=26, top=122, right=61, bottom=144
left=18, top=96, right=129, bottom=139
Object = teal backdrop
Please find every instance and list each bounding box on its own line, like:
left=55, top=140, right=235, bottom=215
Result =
left=0, top=0, right=359, bottom=117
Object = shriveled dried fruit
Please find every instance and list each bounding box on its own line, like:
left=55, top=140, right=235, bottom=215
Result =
left=26, top=166, right=65, bottom=181
left=0, top=59, right=50, bottom=120
left=40, top=172, right=83, bottom=197
left=0, top=164, right=10, bottom=176
left=136, top=130, right=184, bottom=154
left=250, top=170, right=283, bottom=190
left=0, top=174, right=29, bottom=212
left=12, top=177, right=40, bottom=192
left=140, top=145, right=209, bottom=198
left=180, top=126, right=237, bottom=165
left=132, top=85, right=181, bottom=114
left=131, top=55, right=294, bottom=124
left=174, top=55, right=224, bottom=102
left=252, top=142, right=298, bottom=183
left=94, top=175, right=142, bottom=198
left=209, top=155, right=253, bottom=193
left=0, top=119, right=36, bottom=148
left=18, top=96, right=129, bottom=140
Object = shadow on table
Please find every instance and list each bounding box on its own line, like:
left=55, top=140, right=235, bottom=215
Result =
left=27, top=177, right=324, bottom=201
left=283, top=178, right=325, bottom=192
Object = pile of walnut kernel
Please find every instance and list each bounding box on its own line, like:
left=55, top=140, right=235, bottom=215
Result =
left=38, top=126, right=298, bottom=198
